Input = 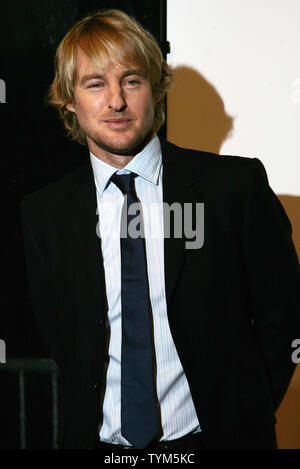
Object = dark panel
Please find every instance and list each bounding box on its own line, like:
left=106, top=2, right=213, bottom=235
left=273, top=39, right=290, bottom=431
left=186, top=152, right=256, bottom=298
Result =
left=0, top=0, right=167, bottom=449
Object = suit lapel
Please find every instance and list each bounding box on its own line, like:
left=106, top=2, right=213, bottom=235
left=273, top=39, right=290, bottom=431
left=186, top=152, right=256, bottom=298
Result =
left=160, top=138, right=204, bottom=310
left=63, top=162, right=107, bottom=322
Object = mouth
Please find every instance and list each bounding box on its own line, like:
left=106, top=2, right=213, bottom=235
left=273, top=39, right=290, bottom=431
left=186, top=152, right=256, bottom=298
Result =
left=104, top=118, right=133, bottom=129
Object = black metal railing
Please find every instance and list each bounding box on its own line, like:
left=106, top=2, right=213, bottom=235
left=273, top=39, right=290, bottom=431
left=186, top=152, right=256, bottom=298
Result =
left=0, top=358, right=60, bottom=449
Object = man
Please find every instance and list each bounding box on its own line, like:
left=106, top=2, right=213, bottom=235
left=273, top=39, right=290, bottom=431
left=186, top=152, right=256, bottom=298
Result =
left=21, top=9, right=300, bottom=450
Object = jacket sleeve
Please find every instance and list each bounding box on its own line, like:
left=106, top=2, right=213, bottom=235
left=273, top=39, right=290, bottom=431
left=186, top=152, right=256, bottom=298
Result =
left=20, top=197, right=65, bottom=376
left=242, top=158, right=300, bottom=412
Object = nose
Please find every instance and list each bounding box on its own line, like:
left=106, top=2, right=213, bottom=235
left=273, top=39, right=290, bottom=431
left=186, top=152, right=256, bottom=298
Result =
left=108, top=84, right=127, bottom=112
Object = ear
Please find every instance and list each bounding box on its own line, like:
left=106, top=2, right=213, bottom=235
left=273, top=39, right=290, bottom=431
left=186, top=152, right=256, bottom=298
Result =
left=66, top=101, right=76, bottom=113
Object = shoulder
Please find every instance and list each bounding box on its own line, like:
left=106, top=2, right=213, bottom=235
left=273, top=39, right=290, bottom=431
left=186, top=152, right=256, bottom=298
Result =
left=161, top=138, right=259, bottom=167
left=20, top=162, right=92, bottom=218
left=160, top=138, right=268, bottom=186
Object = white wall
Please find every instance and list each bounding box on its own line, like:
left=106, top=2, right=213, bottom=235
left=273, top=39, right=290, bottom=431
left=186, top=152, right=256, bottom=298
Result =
left=167, top=0, right=300, bottom=195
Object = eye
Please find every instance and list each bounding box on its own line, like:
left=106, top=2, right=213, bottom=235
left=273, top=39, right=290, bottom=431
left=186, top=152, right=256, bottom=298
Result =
left=124, top=79, right=141, bottom=87
left=87, top=83, right=104, bottom=89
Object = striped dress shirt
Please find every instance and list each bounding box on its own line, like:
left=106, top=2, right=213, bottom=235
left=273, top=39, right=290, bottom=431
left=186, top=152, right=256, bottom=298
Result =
left=90, top=134, right=201, bottom=446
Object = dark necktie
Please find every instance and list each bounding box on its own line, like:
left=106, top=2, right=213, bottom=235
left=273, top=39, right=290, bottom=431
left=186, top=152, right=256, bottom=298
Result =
left=110, top=172, right=158, bottom=449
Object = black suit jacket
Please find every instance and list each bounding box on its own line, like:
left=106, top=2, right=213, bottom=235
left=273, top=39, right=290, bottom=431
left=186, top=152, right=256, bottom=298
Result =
left=21, top=138, right=300, bottom=449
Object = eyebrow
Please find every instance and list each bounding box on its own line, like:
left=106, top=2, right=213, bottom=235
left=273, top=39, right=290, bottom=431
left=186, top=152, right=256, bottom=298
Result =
left=79, top=69, right=146, bottom=86
left=79, top=74, right=103, bottom=86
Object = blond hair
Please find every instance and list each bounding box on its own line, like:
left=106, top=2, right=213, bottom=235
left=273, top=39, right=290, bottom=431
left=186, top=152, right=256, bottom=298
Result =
left=47, top=9, right=173, bottom=145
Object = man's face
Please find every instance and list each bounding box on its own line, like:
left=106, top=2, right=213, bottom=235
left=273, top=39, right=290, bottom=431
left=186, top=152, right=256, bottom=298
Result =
left=67, top=49, right=156, bottom=160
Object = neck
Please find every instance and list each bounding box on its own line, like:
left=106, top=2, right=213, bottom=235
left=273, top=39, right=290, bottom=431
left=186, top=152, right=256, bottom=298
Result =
left=89, top=148, right=134, bottom=169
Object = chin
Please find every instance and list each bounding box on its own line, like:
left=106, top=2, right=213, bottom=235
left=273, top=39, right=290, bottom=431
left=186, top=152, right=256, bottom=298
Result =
left=93, top=131, right=152, bottom=155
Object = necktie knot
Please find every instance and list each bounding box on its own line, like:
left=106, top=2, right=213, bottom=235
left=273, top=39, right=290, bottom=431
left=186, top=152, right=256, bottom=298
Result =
left=111, top=172, right=137, bottom=195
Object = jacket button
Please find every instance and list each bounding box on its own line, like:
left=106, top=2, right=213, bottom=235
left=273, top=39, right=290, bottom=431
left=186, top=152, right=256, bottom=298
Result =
left=93, top=380, right=101, bottom=389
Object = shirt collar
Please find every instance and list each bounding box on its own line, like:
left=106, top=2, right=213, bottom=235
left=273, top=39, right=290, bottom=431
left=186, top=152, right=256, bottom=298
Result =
left=89, top=134, right=162, bottom=196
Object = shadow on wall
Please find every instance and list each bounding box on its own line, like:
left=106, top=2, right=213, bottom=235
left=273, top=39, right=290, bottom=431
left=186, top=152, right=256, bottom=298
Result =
left=278, top=196, right=300, bottom=261
left=276, top=195, right=300, bottom=449
left=167, top=66, right=300, bottom=449
left=167, top=66, right=234, bottom=154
